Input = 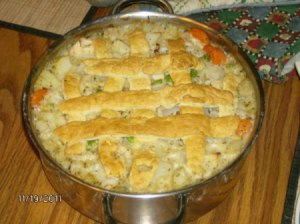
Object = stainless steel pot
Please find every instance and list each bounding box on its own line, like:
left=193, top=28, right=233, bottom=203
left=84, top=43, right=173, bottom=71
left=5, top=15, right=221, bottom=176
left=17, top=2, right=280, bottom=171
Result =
left=22, top=0, right=265, bottom=223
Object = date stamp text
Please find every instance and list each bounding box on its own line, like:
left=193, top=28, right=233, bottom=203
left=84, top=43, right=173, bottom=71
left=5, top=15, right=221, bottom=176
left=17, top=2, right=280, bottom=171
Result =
left=18, top=194, right=62, bottom=203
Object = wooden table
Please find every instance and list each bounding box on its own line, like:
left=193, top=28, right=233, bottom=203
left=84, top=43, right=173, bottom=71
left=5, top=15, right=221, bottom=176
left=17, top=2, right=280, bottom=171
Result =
left=0, top=8, right=299, bottom=224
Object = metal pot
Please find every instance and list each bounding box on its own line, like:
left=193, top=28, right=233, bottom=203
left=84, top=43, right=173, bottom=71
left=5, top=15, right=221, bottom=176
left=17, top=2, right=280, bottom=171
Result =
left=22, top=0, right=265, bottom=223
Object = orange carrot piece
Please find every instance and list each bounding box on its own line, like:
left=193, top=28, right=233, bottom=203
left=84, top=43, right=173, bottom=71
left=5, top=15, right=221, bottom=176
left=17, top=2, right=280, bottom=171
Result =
left=203, top=44, right=226, bottom=65
left=31, top=89, right=48, bottom=107
left=188, top=28, right=210, bottom=45
left=236, top=118, right=253, bottom=137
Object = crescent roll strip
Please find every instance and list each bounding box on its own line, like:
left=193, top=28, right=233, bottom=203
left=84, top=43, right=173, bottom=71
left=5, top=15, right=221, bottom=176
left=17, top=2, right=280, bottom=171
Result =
left=168, top=38, right=186, bottom=53
left=170, top=70, right=192, bottom=85
left=54, top=114, right=240, bottom=145
left=128, top=29, right=150, bottom=56
left=63, top=72, right=81, bottom=99
left=58, top=83, right=233, bottom=120
left=83, top=51, right=200, bottom=76
left=92, top=38, right=112, bottom=59
left=129, top=151, right=159, bottom=192
left=184, top=134, right=205, bottom=174
left=98, top=138, right=126, bottom=178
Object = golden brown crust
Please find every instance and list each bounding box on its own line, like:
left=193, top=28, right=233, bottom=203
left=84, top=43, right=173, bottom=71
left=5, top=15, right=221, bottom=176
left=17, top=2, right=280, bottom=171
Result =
left=128, top=29, right=150, bottom=56
left=54, top=114, right=240, bottom=145
left=101, top=109, right=120, bottom=118
left=129, top=76, right=151, bottom=90
left=170, top=70, right=192, bottom=85
left=129, top=151, right=159, bottom=191
left=63, top=72, right=81, bottom=99
left=209, top=116, right=240, bottom=137
left=180, top=106, right=204, bottom=115
left=170, top=52, right=200, bottom=71
left=58, top=84, right=233, bottom=120
left=92, top=38, right=112, bottom=59
left=83, top=51, right=199, bottom=76
left=64, top=142, right=85, bottom=156
left=168, top=38, right=186, bottom=53
left=84, top=57, right=141, bottom=76
left=141, top=54, right=171, bottom=75
left=103, top=77, right=124, bottom=92
left=131, top=109, right=155, bottom=118
left=98, top=138, right=126, bottom=178
left=184, top=134, right=205, bottom=174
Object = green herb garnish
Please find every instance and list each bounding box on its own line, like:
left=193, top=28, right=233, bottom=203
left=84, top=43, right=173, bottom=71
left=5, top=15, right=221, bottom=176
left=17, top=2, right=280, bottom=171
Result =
left=126, top=136, right=135, bottom=143
left=202, top=54, right=211, bottom=62
left=190, top=69, right=198, bottom=78
left=95, top=86, right=103, bottom=93
left=164, top=74, right=173, bottom=83
left=152, top=79, right=163, bottom=85
left=86, top=140, right=98, bottom=151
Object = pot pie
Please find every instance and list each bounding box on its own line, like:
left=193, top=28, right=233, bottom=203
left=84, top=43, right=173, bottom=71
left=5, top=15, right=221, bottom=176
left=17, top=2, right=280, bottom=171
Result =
left=30, top=21, right=257, bottom=193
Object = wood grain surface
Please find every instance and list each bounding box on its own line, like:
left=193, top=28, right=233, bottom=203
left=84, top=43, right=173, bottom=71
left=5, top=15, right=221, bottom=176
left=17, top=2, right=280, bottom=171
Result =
left=0, top=8, right=299, bottom=224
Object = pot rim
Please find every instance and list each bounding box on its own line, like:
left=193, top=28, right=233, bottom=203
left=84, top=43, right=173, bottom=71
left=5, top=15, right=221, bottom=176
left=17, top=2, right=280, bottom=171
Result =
left=22, top=11, right=265, bottom=199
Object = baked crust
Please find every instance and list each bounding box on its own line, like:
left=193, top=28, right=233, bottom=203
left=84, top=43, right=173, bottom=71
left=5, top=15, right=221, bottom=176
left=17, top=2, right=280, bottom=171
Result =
left=54, top=114, right=240, bottom=145
left=170, top=70, right=192, bottom=85
left=58, top=83, right=233, bottom=120
left=83, top=52, right=200, bottom=76
left=129, top=150, right=159, bottom=191
left=103, top=77, right=124, bottom=92
left=128, top=29, right=150, bottom=56
left=92, top=38, right=112, bottom=59
left=63, top=72, right=81, bottom=99
left=64, top=142, right=85, bottom=156
left=184, top=134, right=205, bottom=174
left=168, top=38, right=186, bottom=53
left=180, top=106, right=204, bottom=114
left=98, top=138, right=126, bottom=178
left=129, top=76, right=151, bottom=90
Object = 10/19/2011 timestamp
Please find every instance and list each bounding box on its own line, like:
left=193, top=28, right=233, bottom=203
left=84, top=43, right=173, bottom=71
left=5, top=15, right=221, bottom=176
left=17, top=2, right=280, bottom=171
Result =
left=18, top=194, right=62, bottom=203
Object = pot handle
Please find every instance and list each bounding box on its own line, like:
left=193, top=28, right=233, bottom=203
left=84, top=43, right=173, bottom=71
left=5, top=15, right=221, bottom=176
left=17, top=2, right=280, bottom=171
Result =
left=111, top=0, right=174, bottom=15
left=102, top=194, right=186, bottom=224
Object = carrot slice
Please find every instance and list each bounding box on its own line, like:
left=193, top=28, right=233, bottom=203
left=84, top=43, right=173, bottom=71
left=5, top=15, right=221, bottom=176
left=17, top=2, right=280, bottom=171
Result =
left=188, top=28, right=210, bottom=45
left=236, top=118, right=253, bottom=137
left=203, top=44, right=226, bottom=65
left=31, top=89, right=48, bottom=107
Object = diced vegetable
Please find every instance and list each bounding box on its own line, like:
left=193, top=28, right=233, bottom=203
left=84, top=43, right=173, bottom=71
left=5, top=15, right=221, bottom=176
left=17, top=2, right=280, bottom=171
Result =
left=236, top=118, right=252, bottom=137
left=202, top=54, right=211, bottom=62
left=86, top=140, right=98, bottom=151
left=152, top=79, right=163, bottom=85
left=31, top=89, right=48, bottom=107
left=190, top=68, right=199, bottom=78
left=164, top=74, right=173, bottom=84
left=126, top=136, right=135, bottom=143
left=151, top=78, right=166, bottom=90
left=95, top=86, right=103, bottom=92
left=188, top=28, right=209, bottom=45
left=203, top=44, right=226, bottom=65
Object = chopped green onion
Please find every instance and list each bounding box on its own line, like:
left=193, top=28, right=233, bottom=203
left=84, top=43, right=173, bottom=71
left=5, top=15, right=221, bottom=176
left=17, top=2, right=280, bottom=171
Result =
left=86, top=140, right=98, bottom=151
left=152, top=79, right=163, bottom=85
left=190, top=69, right=198, bottom=78
left=202, top=54, right=211, bottom=62
left=95, top=86, right=102, bottom=92
left=226, top=62, right=236, bottom=69
left=164, top=74, right=173, bottom=83
left=126, top=136, right=135, bottom=143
